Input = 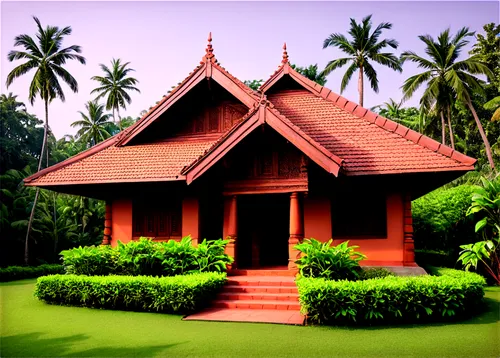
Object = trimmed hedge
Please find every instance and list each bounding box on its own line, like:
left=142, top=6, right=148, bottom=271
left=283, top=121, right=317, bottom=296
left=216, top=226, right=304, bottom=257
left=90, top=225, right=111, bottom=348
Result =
left=61, top=237, right=233, bottom=276
left=0, top=264, right=64, bottom=282
left=35, top=272, right=227, bottom=314
left=297, top=268, right=486, bottom=325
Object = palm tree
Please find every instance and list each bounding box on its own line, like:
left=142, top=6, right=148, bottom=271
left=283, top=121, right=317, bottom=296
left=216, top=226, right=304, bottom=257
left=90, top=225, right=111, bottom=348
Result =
left=91, top=59, right=140, bottom=131
left=6, top=17, right=85, bottom=264
left=71, top=101, right=113, bottom=146
left=0, top=93, right=25, bottom=112
left=401, top=28, right=495, bottom=169
left=375, top=98, right=402, bottom=118
left=291, top=64, right=327, bottom=86
left=321, top=15, right=402, bottom=107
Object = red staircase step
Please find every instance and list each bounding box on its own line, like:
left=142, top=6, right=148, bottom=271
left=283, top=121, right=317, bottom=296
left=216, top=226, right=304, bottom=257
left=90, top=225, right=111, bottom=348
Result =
left=228, top=269, right=297, bottom=277
left=223, top=285, right=297, bottom=294
left=227, top=278, right=296, bottom=287
left=213, top=299, right=301, bottom=310
left=218, top=292, right=299, bottom=302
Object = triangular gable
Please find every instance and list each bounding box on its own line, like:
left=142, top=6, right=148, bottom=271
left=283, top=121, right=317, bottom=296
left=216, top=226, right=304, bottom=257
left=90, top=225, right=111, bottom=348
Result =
left=182, top=100, right=344, bottom=184
left=260, top=44, right=476, bottom=170
left=116, top=34, right=260, bottom=146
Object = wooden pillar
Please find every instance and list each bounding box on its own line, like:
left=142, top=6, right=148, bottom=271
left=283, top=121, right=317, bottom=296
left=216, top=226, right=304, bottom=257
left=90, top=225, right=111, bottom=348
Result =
left=288, top=192, right=303, bottom=270
left=403, top=194, right=416, bottom=266
left=225, top=195, right=237, bottom=269
left=102, top=201, right=112, bottom=245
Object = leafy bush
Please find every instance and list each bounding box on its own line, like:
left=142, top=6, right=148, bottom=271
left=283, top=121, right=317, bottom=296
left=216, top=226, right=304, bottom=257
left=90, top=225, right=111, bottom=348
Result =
left=359, top=268, right=395, bottom=280
left=34, top=272, right=227, bottom=314
left=295, top=239, right=366, bottom=281
left=0, top=264, right=64, bottom=282
left=458, top=175, right=500, bottom=285
left=412, top=184, right=478, bottom=260
left=60, top=237, right=233, bottom=276
left=297, top=268, right=485, bottom=325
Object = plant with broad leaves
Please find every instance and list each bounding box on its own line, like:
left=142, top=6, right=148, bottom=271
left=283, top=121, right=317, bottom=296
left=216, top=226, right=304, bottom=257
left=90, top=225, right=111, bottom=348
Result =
left=295, top=238, right=366, bottom=281
left=458, top=175, right=500, bottom=285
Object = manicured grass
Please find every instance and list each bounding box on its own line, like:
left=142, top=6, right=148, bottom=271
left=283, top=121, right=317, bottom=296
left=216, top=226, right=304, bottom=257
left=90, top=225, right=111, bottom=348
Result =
left=1, top=279, right=499, bottom=358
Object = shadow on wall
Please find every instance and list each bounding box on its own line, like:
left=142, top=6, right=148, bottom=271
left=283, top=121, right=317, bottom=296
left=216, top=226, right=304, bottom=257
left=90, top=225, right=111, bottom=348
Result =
left=0, top=332, right=186, bottom=357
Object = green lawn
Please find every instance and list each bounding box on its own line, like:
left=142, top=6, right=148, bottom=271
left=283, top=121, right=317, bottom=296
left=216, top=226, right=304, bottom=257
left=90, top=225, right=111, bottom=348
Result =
left=1, top=279, right=499, bottom=358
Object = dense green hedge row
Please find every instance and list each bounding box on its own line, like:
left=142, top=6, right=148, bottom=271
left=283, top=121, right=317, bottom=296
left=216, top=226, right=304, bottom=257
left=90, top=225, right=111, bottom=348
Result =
left=412, top=184, right=478, bottom=265
left=0, top=264, right=64, bottom=282
left=297, top=268, right=486, bottom=325
left=35, top=272, right=227, bottom=314
left=61, top=237, right=233, bottom=276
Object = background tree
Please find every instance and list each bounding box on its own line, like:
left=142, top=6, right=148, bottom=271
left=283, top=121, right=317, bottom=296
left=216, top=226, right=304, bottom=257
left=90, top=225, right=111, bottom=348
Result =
left=401, top=28, right=495, bottom=168
left=321, top=14, right=402, bottom=107
left=243, top=79, right=263, bottom=91
left=291, top=64, right=327, bottom=86
left=91, top=58, right=140, bottom=131
left=6, top=17, right=85, bottom=264
left=71, top=101, right=113, bottom=146
left=469, top=23, right=500, bottom=90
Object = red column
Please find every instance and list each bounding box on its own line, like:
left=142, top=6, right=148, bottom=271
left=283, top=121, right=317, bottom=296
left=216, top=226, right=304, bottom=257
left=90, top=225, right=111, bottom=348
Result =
left=403, top=194, right=417, bottom=266
left=102, top=201, right=112, bottom=245
left=225, top=195, right=237, bottom=269
left=288, top=192, right=303, bottom=270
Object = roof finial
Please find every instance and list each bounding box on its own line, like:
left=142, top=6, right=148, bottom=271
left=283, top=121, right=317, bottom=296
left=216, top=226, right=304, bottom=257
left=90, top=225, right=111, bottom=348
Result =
left=282, top=42, right=289, bottom=64
left=203, top=32, right=215, bottom=62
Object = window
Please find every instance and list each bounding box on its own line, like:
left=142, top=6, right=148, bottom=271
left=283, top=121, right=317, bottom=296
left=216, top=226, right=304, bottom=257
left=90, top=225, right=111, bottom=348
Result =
left=331, top=189, right=387, bottom=237
left=133, top=199, right=182, bottom=238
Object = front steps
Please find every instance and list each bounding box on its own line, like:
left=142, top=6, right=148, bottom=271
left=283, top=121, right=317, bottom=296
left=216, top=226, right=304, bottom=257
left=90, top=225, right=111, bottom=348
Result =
left=183, top=270, right=304, bottom=325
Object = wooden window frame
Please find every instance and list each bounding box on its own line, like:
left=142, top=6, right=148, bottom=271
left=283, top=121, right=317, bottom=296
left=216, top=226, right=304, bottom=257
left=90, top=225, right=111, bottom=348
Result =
left=132, top=199, right=182, bottom=240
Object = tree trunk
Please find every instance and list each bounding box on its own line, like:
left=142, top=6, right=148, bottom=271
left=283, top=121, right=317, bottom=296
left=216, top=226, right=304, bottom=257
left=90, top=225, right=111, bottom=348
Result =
left=446, top=105, right=455, bottom=150
left=24, top=99, right=49, bottom=264
left=117, top=107, right=122, bottom=131
left=358, top=64, right=364, bottom=107
left=440, top=110, right=446, bottom=145
left=466, top=96, right=495, bottom=169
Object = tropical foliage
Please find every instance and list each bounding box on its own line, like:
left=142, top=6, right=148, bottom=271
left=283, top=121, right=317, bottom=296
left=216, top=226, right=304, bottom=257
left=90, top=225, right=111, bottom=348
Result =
left=321, top=14, right=402, bottom=106
left=291, top=64, right=327, bottom=86
left=401, top=27, right=495, bottom=168
left=458, top=176, right=500, bottom=284
left=91, top=58, right=140, bottom=130
left=60, top=237, right=233, bottom=276
left=71, top=100, right=113, bottom=146
left=294, top=239, right=366, bottom=281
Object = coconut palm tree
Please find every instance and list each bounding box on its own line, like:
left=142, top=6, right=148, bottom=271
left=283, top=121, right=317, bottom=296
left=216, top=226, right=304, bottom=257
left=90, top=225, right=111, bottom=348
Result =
left=71, top=101, right=113, bottom=146
left=321, top=15, right=402, bottom=107
left=401, top=28, right=495, bottom=169
left=6, top=16, right=85, bottom=264
left=91, top=59, right=140, bottom=131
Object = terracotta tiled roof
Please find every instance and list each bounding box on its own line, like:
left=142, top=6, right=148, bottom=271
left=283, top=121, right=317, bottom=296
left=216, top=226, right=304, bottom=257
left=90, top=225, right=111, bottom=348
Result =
left=268, top=89, right=475, bottom=174
left=26, top=139, right=217, bottom=185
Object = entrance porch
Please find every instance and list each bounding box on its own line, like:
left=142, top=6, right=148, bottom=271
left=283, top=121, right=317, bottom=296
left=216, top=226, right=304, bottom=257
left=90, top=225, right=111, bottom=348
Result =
left=223, top=192, right=304, bottom=271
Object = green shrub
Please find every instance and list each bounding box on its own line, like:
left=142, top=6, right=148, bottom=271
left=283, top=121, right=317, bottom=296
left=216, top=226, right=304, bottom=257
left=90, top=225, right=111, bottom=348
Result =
left=297, top=268, right=486, bottom=325
left=295, top=239, right=366, bottom=281
left=412, top=184, right=478, bottom=259
left=60, top=237, right=233, bottom=277
left=0, top=264, right=64, bottom=282
left=61, top=245, right=120, bottom=276
left=359, top=268, right=395, bottom=280
left=34, top=272, right=227, bottom=314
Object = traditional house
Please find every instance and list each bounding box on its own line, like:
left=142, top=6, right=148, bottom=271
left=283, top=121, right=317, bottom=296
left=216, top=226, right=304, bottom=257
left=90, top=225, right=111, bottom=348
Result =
left=24, top=35, right=476, bottom=271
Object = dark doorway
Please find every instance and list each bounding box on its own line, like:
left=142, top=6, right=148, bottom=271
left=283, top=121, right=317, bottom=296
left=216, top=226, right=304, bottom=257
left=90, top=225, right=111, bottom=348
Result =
left=199, top=194, right=224, bottom=241
left=237, top=194, right=289, bottom=269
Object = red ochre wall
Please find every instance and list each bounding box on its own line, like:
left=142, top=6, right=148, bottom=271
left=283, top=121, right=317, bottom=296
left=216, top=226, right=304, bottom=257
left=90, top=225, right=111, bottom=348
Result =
left=110, top=197, right=200, bottom=247
left=110, top=199, right=132, bottom=247
left=304, top=192, right=405, bottom=266
left=182, top=197, right=199, bottom=244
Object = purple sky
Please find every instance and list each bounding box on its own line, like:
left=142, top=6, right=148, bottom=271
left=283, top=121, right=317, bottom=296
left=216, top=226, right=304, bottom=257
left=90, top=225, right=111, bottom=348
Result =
left=1, top=1, right=498, bottom=139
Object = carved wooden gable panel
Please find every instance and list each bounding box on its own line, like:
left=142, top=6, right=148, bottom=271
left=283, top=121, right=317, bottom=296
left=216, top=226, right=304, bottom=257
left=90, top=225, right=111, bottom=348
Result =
left=178, top=102, right=247, bottom=136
